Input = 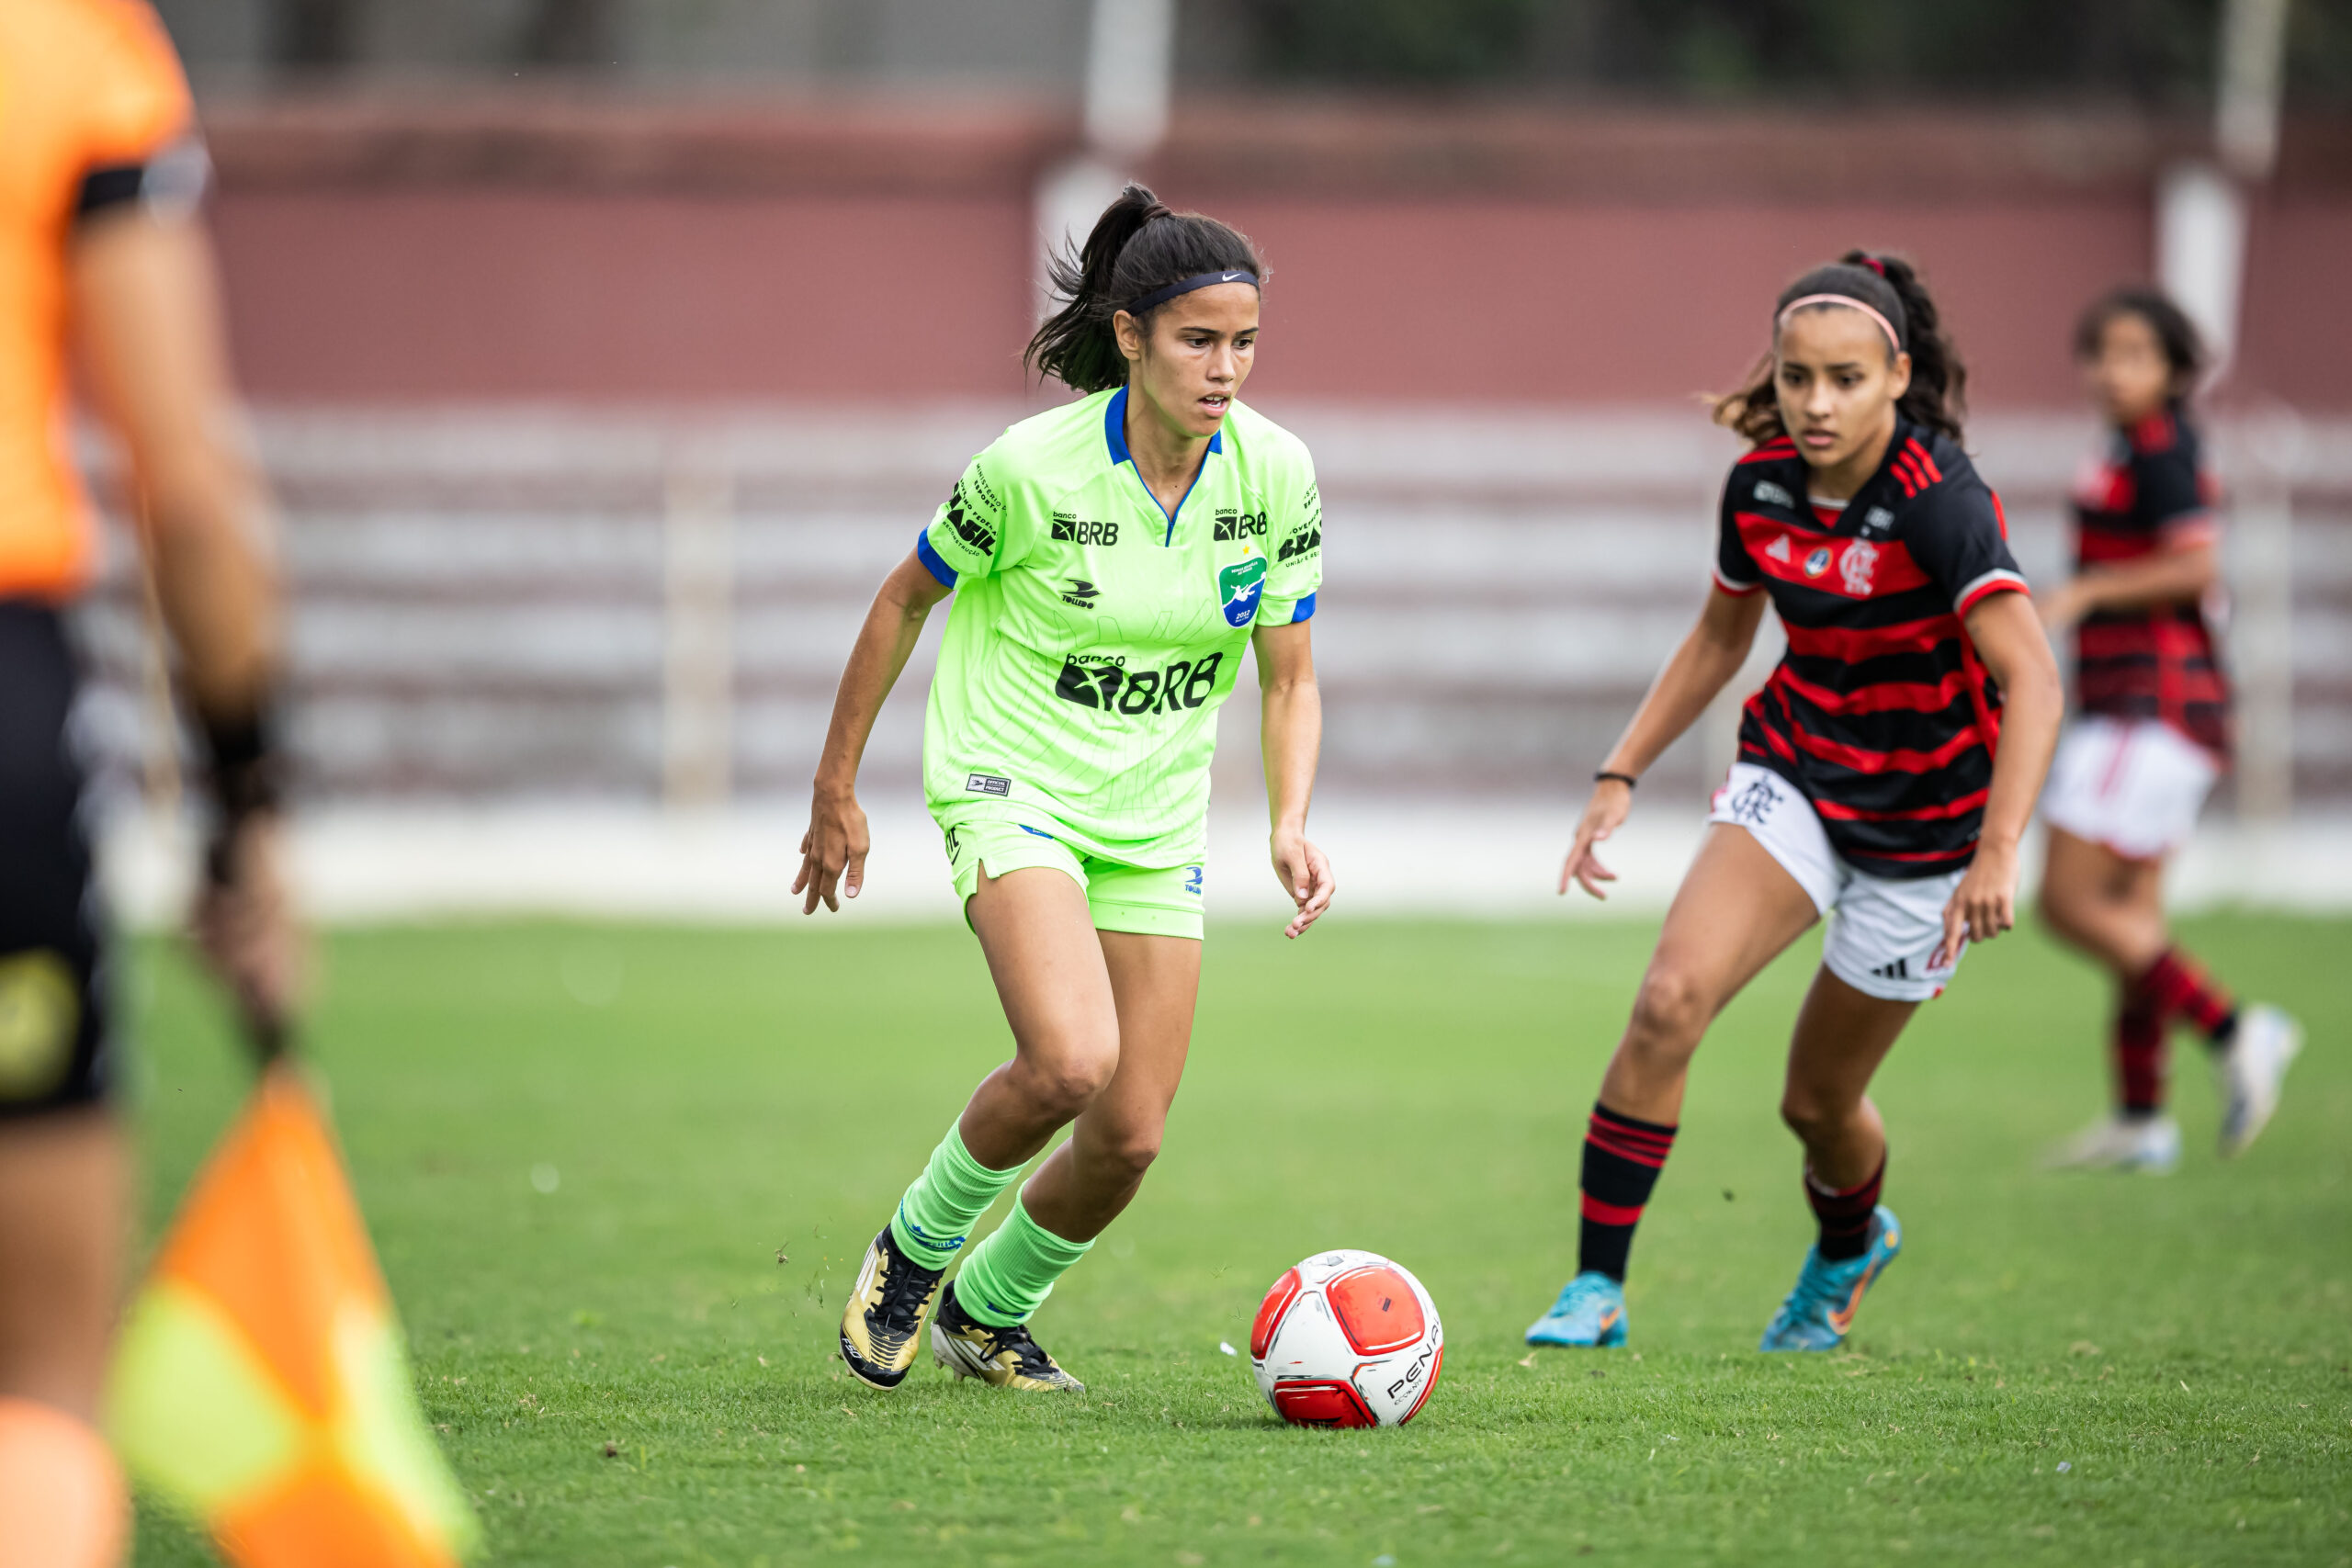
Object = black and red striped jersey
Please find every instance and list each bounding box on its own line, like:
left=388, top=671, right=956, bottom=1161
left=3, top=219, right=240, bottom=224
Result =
left=1713, top=419, right=2028, bottom=878
left=2069, top=407, right=2228, bottom=756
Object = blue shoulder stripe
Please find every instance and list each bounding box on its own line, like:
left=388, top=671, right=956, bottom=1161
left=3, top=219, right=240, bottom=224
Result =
left=914, top=526, right=958, bottom=587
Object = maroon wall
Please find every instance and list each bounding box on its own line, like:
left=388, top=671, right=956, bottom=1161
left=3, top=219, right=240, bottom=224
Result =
left=1217, top=199, right=2150, bottom=408
left=217, top=191, right=1041, bottom=400
left=198, top=99, right=2352, bottom=410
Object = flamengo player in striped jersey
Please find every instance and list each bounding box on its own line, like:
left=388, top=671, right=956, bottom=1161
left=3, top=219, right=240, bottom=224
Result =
left=2039, top=288, right=2301, bottom=1173
left=1522, top=253, right=2062, bottom=1355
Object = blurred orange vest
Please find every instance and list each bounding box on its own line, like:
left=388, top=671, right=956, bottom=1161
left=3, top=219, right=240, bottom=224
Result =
left=0, top=0, right=191, bottom=601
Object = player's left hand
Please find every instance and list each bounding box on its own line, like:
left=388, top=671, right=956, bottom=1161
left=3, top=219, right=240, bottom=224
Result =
left=1271, top=829, right=1333, bottom=940
left=1935, top=837, right=2018, bottom=969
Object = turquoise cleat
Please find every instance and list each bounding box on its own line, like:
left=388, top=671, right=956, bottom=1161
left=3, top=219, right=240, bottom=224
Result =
left=1524, top=1271, right=1628, bottom=1348
left=1758, top=1205, right=1902, bottom=1352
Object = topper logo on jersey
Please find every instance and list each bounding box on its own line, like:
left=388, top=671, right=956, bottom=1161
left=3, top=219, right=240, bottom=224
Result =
left=1218, top=551, right=1269, bottom=627
left=1052, top=517, right=1121, bottom=546
left=1055, top=651, right=1224, bottom=716
left=1213, top=511, right=1267, bottom=542
left=1839, top=539, right=1880, bottom=595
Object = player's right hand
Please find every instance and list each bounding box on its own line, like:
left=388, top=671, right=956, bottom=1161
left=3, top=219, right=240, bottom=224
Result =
left=194, top=815, right=306, bottom=1058
left=795, top=787, right=870, bottom=914
left=1559, top=778, right=1633, bottom=900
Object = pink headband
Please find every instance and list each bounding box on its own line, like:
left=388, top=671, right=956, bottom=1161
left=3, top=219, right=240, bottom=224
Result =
left=1777, top=293, right=1902, bottom=353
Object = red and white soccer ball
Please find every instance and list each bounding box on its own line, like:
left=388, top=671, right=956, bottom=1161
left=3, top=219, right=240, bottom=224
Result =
left=1250, top=1249, right=1443, bottom=1428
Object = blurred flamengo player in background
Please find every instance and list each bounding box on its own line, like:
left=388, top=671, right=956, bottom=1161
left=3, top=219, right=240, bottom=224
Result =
left=0, top=3, right=298, bottom=1563
left=796, top=186, right=1331, bottom=1393
left=2039, top=289, right=2301, bottom=1173
left=1523, top=254, right=2062, bottom=1355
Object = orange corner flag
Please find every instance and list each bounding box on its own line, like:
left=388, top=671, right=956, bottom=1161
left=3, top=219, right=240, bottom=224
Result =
left=106, top=1067, right=480, bottom=1567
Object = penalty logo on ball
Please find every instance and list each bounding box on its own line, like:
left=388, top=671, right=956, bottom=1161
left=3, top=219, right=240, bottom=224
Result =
left=1250, top=1249, right=1444, bottom=1427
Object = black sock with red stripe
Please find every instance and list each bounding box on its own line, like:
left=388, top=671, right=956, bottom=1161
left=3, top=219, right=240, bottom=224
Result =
left=2113, top=982, right=2167, bottom=1118
left=1577, top=1103, right=1677, bottom=1282
left=1805, top=1156, right=1885, bottom=1262
left=2139, top=948, right=2240, bottom=1049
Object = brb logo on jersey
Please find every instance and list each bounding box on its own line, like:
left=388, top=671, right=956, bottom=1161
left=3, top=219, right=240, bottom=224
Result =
left=1218, top=545, right=1269, bottom=627
left=1052, top=516, right=1121, bottom=546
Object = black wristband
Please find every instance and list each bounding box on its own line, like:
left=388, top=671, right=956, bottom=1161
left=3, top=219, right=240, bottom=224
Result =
left=199, top=705, right=284, bottom=886
left=1595, top=770, right=1638, bottom=790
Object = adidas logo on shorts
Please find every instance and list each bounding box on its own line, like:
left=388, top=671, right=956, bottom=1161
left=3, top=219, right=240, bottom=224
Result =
left=1871, top=958, right=1911, bottom=981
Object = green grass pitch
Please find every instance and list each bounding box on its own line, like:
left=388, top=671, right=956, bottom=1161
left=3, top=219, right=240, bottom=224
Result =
left=124, top=913, right=2348, bottom=1567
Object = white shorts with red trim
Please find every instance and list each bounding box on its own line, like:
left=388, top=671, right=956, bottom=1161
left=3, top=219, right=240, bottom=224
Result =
left=2041, top=715, right=2218, bottom=860
left=1708, top=763, right=1966, bottom=1003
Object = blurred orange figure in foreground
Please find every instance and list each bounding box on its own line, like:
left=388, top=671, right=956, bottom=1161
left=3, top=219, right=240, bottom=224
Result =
left=106, top=1069, right=478, bottom=1566
left=0, top=1, right=296, bottom=1562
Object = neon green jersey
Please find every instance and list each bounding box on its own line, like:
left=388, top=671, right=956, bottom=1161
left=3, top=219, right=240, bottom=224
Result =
left=915, top=387, right=1322, bottom=865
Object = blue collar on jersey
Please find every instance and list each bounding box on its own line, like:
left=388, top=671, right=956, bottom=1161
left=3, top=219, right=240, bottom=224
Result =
left=1105, top=386, right=1222, bottom=545
left=1103, top=385, right=1223, bottom=468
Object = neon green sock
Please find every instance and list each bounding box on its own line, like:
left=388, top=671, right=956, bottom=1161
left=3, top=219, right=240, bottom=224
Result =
left=953, top=1196, right=1093, bottom=1328
left=887, top=1122, right=1023, bottom=1270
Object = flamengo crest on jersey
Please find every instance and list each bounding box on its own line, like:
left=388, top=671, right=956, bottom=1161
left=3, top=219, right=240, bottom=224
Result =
left=2069, top=406, right=2229, bottom=757
left=1713, top=417, right=2029, bottom=879
left=916, top=388, right=1321, bottom=864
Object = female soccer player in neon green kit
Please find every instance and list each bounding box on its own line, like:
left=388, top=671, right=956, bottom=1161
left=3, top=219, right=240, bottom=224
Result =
left=796, top=186, right=1333, bottom=1393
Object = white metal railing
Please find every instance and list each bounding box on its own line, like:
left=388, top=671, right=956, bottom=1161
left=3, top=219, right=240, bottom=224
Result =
left=72, top=403, right=2352, bottom=814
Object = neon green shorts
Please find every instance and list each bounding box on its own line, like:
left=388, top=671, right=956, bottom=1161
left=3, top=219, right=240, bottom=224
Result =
left=939, top=815, right=1204, bottom=941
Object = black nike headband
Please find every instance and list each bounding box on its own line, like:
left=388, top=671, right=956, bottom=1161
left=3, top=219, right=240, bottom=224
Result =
left=1124, top=269, right=1260, bottom=316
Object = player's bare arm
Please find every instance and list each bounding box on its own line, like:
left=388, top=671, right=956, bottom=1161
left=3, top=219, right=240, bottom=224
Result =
left=1253, top=617, right=1332, bottom=937
left=71, top=197, right=299, bottom=1036
left=1935, top=588, right=2063, bottom=965
left=797, top=551, right=953, bottom=913
left=1563, top=584, right=1765, bottom=898
left=2041, top=536, right=2219, bottom=631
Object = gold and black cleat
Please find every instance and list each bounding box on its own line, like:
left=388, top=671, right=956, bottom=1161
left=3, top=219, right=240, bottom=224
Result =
left=839, top=1225, right=945, bottom=1390
left=930, top=1279, right=1085, bottom=1392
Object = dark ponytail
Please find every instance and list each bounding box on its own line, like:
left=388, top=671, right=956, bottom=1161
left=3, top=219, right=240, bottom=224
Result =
left=1713, top=249, right=1968, bottom=446
left=1025, top=183, right=1266, bottom=395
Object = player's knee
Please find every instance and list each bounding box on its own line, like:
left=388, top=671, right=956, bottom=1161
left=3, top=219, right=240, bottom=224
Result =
left=1020, top=1051, right=1117, bottom=1121
left=1625, top=969, right=1710, bottom=1059
left=1097, top=1129, right=1162, bottom=1186
left=1779, top=1089, right=1833, bottom=1142
left=2036, top=879, right=2086, bottom=941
